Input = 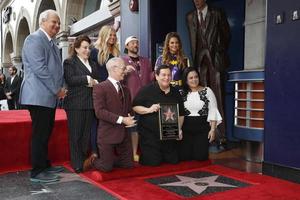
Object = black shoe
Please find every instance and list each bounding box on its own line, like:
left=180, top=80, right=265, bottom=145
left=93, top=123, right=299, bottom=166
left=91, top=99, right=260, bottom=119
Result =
left=74, top=168, right=83, bottom=173
left=45, top=166, right=64, bottom=173
left=30, top=172, right=59, bottom=183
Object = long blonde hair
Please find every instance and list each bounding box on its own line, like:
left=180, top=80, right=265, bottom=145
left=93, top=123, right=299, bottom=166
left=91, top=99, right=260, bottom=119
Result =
left=94, top=25, right=120, bottom=65
left=162, top=32, right=186, bottom=69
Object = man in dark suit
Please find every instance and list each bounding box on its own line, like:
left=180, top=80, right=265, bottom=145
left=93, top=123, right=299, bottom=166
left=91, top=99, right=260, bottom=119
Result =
left=4, top=66, right=22, bottom=110
left=91, top=57, right=136, bottom=172
left=19, top=10, right=66, bottom=183
left=186, top=0, right=230, bottom=139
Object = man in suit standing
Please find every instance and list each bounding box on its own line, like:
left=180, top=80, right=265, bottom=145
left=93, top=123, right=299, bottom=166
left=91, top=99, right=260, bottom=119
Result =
left=4, top=66, right=22, bottom=110
left=91, top=57, right=136, bottom=172
left=19, top=9, right=66, bottom=183
left=186, top=0, right=230, bottom=140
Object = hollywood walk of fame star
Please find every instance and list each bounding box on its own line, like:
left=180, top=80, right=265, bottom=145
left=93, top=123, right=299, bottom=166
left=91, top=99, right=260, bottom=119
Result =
left=159, top=175, right=236, bottom=194
left=163, top=107, right=175, bottom=121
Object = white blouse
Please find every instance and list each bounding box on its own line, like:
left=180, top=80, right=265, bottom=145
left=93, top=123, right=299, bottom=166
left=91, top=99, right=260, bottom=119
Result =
left=184, top=87, right=222, bottom=126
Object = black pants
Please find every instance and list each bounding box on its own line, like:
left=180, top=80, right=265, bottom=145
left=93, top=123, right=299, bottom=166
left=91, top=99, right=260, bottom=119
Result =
left=66, top=109, right=94, bottom=169
left=179, top=116, right=210, bottom=161
left=139, top=133, right=178, bottom=166
left=28, top=105, right=56, bottom=178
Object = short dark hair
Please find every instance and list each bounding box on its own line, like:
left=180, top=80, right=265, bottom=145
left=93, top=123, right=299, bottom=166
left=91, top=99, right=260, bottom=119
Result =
left=182, top=67, right=201, bottom=92
left=155, top=65, right=171, bottom=76
left=72, top=35, right=91, bottom=56
left=9, top=66, right=17, bottom=73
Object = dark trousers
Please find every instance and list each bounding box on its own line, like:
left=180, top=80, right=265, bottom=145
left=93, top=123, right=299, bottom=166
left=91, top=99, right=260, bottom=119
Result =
left=90, top=117, right=98, bottom=154
left=179, top=116, right=210, bottom=161
left=28, top=105, right=56, bottom=178
left=139, top=134, right=179, bottom=166
left=66, top=109, right=94, bottom=169
left=7, top=99, right=16, bottom=110
left=93, top=133, right=133, bottom=172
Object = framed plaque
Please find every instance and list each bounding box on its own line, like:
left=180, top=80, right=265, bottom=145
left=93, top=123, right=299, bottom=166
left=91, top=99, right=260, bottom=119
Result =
left=158, top=103, right=180, bottom=140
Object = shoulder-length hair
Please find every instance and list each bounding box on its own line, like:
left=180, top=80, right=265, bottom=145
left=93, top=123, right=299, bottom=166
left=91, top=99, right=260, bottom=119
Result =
left=162, top=32, right=186, bottom=69
left=69, top=35, right=91, bottom=57
left=182, top=67, right=200, bottom=93
left=94, top=25, right=120, bottom=65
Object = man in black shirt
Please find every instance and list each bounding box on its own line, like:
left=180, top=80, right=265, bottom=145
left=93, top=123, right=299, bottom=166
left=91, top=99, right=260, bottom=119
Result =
left=132, top=65, right=184, bottom=166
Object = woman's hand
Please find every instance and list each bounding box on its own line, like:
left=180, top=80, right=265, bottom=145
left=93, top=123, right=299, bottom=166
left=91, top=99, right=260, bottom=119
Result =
left=208, top=129, right=216, bottom=143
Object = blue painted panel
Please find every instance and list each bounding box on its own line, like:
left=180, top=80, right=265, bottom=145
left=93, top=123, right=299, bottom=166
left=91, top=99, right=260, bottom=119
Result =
left=265, top=0, right=300, bottom=168
left=234, top=126, right=264, bottom=142
left=228, top=70, right=265, bottom=82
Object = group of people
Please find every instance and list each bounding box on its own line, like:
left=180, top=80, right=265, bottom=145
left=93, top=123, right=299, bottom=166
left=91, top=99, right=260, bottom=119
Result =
left=0, top=66, right=22, bottom=110
left=19, top=0, right=229, bottom=184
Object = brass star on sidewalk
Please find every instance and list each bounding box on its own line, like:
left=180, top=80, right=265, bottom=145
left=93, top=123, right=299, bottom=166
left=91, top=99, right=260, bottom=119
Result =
left=159, top=175, right=236, bottom=194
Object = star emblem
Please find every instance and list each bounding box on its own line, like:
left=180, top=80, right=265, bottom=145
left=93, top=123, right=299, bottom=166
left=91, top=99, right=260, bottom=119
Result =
left=163, top=107, right=175, bottom=121
left=159, top=175, right=236, bottom=194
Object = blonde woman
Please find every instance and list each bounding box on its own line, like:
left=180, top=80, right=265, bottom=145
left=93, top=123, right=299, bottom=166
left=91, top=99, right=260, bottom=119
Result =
left=155, top=32, right=188, bottom=87
left=90, top=25, right=120, bottom=81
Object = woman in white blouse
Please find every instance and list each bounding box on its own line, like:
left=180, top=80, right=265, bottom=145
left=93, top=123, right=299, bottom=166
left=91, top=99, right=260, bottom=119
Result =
left=179, top=67, right=222, bottom=161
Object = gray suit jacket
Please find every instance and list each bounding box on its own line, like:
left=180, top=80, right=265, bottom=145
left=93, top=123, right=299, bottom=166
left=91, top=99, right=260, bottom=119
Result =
left=19, top=29, right=63, bottom=108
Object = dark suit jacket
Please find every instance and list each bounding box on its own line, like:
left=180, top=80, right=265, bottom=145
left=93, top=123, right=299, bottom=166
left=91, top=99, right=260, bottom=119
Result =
left=93, top=79, right=132, bottom=144
left=4, top=75, right=22, bottom=101
left=186, top=6, right=230, bottom=71
left=63, top=55, right=100, bottom=110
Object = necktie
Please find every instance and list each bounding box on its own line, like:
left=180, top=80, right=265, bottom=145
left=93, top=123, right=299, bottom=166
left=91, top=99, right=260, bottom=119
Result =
left=117, top=82, right=124, bottom=104
left=199, top=11, right=205, bottom=30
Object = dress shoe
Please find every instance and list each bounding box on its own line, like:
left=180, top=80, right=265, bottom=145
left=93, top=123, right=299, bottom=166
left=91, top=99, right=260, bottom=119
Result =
left=83, top=155, right=94, bottom=172
left=45, top=166, right=64, bottom=173
left=30, top=172, right=59, bottom=183
left=74, top=168, right=83, bottom=173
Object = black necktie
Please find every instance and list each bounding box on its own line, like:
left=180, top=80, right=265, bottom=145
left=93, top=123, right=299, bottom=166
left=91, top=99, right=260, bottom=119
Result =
left=199, top=12, right=205, bottom=30
left=117, top=82, right=124, bottom=104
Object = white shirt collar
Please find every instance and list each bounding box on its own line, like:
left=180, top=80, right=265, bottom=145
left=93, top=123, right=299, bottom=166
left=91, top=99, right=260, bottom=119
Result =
left=198, top=5, right=208, bottom=19
left=108, top=77, right=119, bottom=91
left=77, top=55, right=91, bottom=72
left=40, top=28, right=52, bottom=42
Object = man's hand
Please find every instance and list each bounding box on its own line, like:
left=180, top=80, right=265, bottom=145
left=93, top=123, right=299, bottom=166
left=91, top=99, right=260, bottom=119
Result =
left=5, top=92, right=12, bottom=100
left=148, top=104, right=160, bottom=113
left=122, top=114, right=137, bottom=127
left=57, top=88, right=67, bottom=99
left=125, top=65, right=135, bottom=73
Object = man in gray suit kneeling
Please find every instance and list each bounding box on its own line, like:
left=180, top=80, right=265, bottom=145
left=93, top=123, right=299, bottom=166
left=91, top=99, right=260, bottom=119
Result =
left=19, top=9, right=67, bottom=183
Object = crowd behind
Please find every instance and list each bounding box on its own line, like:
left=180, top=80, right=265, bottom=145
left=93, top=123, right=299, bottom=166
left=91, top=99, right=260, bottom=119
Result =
left=2, top=2, right=225, bottom=183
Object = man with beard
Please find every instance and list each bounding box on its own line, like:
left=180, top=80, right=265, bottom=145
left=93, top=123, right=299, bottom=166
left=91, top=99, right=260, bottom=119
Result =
left=122, top=36, right=153, bottom=161
left=4, top=66, right=22, bottom=110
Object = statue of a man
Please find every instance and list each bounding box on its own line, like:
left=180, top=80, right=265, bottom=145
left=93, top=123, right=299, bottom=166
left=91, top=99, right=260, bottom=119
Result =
left=186, top=0, right=230, bottom=140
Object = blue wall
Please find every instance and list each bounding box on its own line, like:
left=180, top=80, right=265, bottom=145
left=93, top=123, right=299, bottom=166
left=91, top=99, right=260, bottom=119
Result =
left=265, top=0, right=300, bottom=168
left=120, top=0, right=140, bottom=56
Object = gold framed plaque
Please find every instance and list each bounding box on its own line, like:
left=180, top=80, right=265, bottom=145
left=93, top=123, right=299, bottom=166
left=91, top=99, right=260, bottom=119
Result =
left=158, top=103, right=180, bottom=140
